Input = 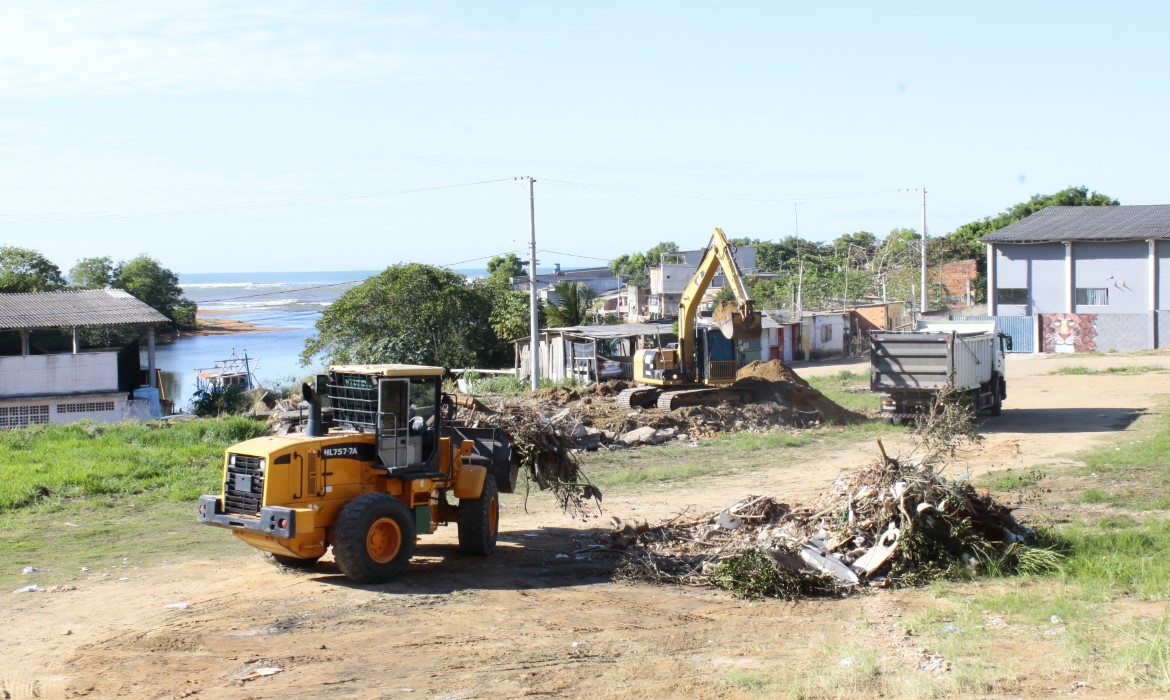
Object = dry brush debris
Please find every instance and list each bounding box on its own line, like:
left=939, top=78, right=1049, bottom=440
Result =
left=611, top=443, right=1050, bottom=599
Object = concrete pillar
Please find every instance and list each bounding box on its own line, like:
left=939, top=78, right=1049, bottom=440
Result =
left=1151, top=239, right=1159, bottom=348
left=20, top=329, right=29, bottom=356
left=986, top=243, right=997, bottom=315
left=147, top=326, right=157, bottom=388
left=1064, top=241, right=1074, bottom=313
left=72, top=327, right=80, bottom=354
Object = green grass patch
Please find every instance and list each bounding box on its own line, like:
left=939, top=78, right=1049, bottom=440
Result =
left=581, top=422, right=896, bottom=490
left=806, top=370, right=879, bottom=416
left=1083, top=417, right=1170, bottom=476
left=981, top=468, right=1047, bottom=491
left=1076, top=488, right=1117, bottom=504
left=1049, top=364, right=1165, bottom=376
left=0, top=498, right=250, bottom=591
left=0, top=417, right=267, bottom=512
left=1049, top=519, right=1170, bottom=600
left=721, top=669, right=776, bottom=693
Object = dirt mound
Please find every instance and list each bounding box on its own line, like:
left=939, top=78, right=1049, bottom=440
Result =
left=736, top=360, right=811, bottom=388
left=533, top=380, right=632, bottom=406
left=733, top=367, right=863, bottom=426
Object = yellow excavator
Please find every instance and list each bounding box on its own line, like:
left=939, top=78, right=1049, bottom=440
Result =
left=617, top=227, right=763, bottom=411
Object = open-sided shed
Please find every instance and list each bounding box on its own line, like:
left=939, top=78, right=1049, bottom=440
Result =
left=0, top=289, right=171, bottom=426
left=514, top=322, right=677, bottom=383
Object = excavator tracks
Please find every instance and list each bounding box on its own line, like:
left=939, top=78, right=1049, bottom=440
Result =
left=616, top=386, right=662, bottom=410
left=656, top=386, right=756, bottom=411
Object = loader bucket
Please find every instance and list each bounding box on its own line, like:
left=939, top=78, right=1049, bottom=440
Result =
left=712, top=301, right=762, bottom=340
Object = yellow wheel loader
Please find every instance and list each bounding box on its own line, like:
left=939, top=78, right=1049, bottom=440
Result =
left=197, top=364, right=517, bottom=584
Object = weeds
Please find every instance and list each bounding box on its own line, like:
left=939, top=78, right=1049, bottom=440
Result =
left=0, top=417, right=267, bottom=511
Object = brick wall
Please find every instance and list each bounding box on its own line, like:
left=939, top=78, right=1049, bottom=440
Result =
left=936, top=260, right=978, bottom=301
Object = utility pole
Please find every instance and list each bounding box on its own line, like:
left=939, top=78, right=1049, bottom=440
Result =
left=920, top=188, right=928, bottom=315
left=517, top=176, right=540, bottom=391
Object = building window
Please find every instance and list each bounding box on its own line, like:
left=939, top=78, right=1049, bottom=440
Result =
left=820, top=325, right=833, bottom=343
left=997, top=288, right=1028, bottom=304
left=57, top=401, right=116, bottom=414
left=1076, top=288, right=1108, bottom=305
left=0, top=404, right=50, bottom=428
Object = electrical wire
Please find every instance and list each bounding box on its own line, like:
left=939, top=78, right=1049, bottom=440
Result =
left=542, top=178, right=902, bottom=203
left=0, top=178, right=513, bottom=224
left=536, top=248, right=613, bottom=263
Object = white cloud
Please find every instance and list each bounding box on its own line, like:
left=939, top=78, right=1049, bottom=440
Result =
left=0, top=0, right=494, bottom=97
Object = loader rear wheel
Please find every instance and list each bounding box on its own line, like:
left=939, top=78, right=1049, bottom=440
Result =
left=260, top=551, right=320, bottom=570
left=458, top=474, right=499, bottom=556
left=331, top=493, right=415, bottom=584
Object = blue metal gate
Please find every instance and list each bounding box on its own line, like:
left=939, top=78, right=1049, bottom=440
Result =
left=954, top=316, right=1034, bottom=353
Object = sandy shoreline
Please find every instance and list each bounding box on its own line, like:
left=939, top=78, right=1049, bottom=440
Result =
left=172, top=310, right=300, bottom=338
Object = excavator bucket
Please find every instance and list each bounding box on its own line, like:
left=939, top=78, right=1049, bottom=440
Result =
left=712, top=301, right=762, bottom=340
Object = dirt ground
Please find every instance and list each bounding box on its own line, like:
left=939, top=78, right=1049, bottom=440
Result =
left=4, top=353, right=1169, bottom=699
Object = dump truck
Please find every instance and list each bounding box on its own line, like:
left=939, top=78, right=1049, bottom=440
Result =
left=197, top=364, right=517, bottom=583
left=617, top=227, right=763, bottom=411
left=869, top=320, right=1012, bottom=423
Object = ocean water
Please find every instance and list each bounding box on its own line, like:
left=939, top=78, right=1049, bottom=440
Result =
left=149, top=268, right=488, bottom=408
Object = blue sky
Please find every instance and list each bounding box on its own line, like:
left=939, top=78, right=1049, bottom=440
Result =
left=1, top=1, right=1166, bottom=273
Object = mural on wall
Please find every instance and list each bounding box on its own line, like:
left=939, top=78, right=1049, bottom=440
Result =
left=1040, top=313, right=1098, bottom=353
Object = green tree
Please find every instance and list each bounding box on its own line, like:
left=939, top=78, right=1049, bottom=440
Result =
left=544, top=281, right=596, bottom=327
left=473, top=277, right=541, bottom=342
left=112, top=255, right=197, bottom=328
left=486, top=253, right=526, bottom=283
left=0, top=246, right=66, bottom=293
left=301, top=263, right=506, bottom=368
left=936, top=186, right=1118, bottom=303
left=70, top=256, right=114, bottom=289
left=610, top=241, right=679, bottom=285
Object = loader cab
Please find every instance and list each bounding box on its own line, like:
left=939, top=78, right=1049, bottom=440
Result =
left=376, top=376, right=441, bottom=470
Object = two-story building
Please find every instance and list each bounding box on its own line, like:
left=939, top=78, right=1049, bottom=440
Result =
left=983, top=205, right=1170, bottom=352
left=647, top=246, right=758, bottom=319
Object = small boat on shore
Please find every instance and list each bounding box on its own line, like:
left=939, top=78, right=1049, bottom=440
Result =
left=195, top=349, right=259, bottom=392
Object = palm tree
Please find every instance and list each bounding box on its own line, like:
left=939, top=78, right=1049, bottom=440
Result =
left=544, top=281, right=596, bottom=327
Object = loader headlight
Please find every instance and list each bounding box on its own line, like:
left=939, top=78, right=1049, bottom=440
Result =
left=258, top=458, right=267, bottom=473
left=228, top=454, right=237, bottom=466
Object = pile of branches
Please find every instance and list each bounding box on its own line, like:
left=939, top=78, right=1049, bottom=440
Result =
left=456, top=400, right=600, bottom=515
left=613, top=440, right=1058, bottom=599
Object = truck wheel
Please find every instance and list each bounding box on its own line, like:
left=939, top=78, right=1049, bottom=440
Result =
left=989, top=375, right=1003, bottom=417
left=261, top=551, right=320, bottom=570
left=458, top=474, right=499, bottom=556
left=331, top=492, right=415, bottom=584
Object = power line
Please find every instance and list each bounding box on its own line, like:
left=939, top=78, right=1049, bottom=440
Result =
left=542, top=179, right=901, bottom=203
left=0, top=178, right=513, bottom=224
left=537, top=248, right=613, bottom=263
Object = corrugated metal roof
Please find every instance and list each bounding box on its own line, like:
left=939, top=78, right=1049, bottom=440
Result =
left=516, top=322, right=676, bottom=342
left=981, top=205, right=1170, bottom=243
left=0, top=289, right=171, bottom=330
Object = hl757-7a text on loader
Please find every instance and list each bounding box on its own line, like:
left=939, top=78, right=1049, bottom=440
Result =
left=197, top=364, right=518, bottom=584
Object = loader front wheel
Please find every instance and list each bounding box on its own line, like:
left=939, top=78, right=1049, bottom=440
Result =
left=331, top=493, right=415, bottom=584
left=458, top=474, right=499, bottom=556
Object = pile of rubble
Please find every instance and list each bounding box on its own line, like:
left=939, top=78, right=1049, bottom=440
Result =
left=465, top=360, right=863, bottom=450
left=609, top=440, right=1048, bottom=599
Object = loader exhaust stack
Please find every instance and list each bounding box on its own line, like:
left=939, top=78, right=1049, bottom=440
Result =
left=302, top=382, right=325, bottom=438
